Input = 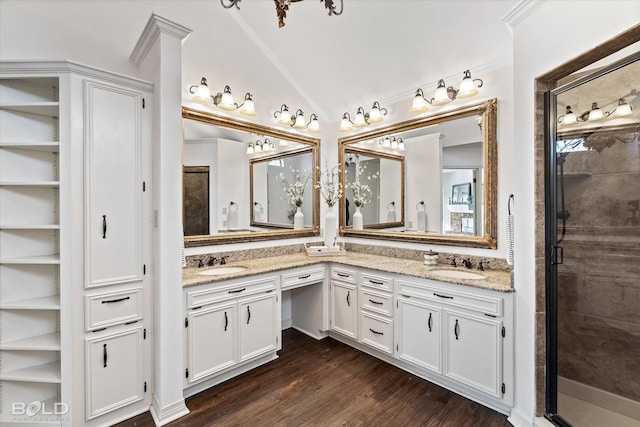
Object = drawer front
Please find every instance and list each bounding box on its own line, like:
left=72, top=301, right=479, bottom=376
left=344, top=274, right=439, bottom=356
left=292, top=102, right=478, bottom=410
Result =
left=360, top=272, right=393, bottom=292
left=186, top=276, right=277, bottom=309
left=398, top=280, right=503, bottom=317
left=360, top=312, right=394, bottom=355
left=330, top=266, right=357, bottom=284
left=360, top=288, right=393, bottom=317
left=281, top=267, right=325, bottom=290
left=85, top=288, right=143, bottom=331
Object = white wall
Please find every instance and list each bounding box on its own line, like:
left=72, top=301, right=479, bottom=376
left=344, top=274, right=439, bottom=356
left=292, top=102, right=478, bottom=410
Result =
left=404, top=133, right=442, bottom=232
left=509, top=3, right=640, bottom=426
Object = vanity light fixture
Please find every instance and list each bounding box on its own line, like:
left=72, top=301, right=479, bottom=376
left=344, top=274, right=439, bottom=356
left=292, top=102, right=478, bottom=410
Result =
left=292, top=109, right=307, bottom=129
left=378, top=135, right=405, bottom=151
left=189, top=77, right=257, bottom=115
left=558, top=94, right=636, bottom=126
left=339, top=112, right=354, bottom=132
left=274, top=104, right=292, bottom=125
left=341, top=101, right=388, bottom=131
left=307, top=114, right=321, bottom=133
left=411, top=70, right=484, bottom=112
left=273, top=105, right=319, bottom=131
left=246, top=138, right=274, bottom=155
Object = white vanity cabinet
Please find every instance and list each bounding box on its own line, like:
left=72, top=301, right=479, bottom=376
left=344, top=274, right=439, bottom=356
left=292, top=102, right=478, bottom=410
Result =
left=184, top=276, right=279, bottom=389
left=396, top=296, right=442, bottom=373
left=329, top=267, right=358, bottom=340
left=358, top=271, right=394, bottom=355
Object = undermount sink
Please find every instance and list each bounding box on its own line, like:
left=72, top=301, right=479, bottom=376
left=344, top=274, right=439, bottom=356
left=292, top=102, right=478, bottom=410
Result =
left=197, top=266, right=247, bottom=276
left=430, top=269, right=486, bottom=280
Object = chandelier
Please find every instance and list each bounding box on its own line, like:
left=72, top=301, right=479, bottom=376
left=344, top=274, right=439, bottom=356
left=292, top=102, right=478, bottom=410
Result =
left=220, top=0, right=344, bottom=28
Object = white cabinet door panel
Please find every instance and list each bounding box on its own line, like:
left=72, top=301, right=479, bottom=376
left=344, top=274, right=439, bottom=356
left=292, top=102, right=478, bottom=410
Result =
left=238, top=293, right=277, bottom=362
left=85, top=81, right=142, bottom=288
left=85, top=328, right=143, bottom=419
left=444, top=310, right=502, bottom=397
left=330, top=281, right=358, bottom=339
left=397, top=298, right=441, bottom=373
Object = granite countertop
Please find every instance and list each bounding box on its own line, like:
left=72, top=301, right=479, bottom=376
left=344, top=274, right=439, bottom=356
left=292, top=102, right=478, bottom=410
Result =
left=183, top=252, right=514, bottom=293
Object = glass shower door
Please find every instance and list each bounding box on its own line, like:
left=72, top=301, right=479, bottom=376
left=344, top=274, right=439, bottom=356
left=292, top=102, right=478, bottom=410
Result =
left=546, top=52, right=640, bottom=426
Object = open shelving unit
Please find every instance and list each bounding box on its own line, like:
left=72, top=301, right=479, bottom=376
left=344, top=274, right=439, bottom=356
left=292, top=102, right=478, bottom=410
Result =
left=0, top=76, right=64, bottom=425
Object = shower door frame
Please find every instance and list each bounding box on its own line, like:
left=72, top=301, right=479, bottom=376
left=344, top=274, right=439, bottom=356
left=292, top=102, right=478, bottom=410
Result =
left=544, top=50, right=640, bottom=426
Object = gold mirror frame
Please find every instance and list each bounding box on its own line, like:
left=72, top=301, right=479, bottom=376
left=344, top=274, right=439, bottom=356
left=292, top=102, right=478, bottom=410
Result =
left=339, top=98, right=498, bottom=249
left=182, top=106, right=320, bottom=247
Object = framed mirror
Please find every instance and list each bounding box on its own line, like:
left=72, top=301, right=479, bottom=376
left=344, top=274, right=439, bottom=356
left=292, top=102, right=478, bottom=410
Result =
left=339, top=98, right=498, bottom=248
left=343, top=148, right=404, bottom=229
left=182, top=106, right=320, bottom=246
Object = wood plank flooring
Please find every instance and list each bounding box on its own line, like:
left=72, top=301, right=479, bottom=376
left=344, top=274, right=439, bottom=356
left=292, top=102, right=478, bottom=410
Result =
left=117, top=328, right=511, bottom=426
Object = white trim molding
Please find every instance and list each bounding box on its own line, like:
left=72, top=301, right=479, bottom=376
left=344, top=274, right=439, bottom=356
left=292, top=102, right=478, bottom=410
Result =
left=131, top=13, right=192, bottom=66
left=502, top=0, right=547, bottom=29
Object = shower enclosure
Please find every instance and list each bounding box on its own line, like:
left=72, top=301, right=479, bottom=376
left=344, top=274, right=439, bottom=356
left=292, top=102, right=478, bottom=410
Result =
left=545, top=52, right=640, bottom=426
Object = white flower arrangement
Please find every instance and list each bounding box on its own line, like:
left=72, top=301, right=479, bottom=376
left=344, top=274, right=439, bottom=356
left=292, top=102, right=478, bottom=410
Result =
left=279, top=167, right=311, bottom=208
left=348, top=165, right=380, bottom=207
left=316, top=161, right=343, bottom=207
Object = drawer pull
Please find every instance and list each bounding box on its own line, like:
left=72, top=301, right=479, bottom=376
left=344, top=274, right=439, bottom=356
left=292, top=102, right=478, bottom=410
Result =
left=103, top=343, right=108, bottom=367
left=224, top=311, right=228, bottom=331
left=433, top=292, right=453, bottom=299
left=454, top=319, right=460, bottom=340
left=369, top=328, right=384, bottom=335
left=246, top=306, right=251, bottom=324
left=428, top=313, right=433, bottom=332
left=337, top=272, right=350, bottom=278
left=102, top=215, right=107, bottom=239
left=228, top=288, right=246, bottom=294
left=298, top=274, right=311, bottom=279
left=369, top=279, right=384, bottom=285
left=101, top=296, right=130, bottom=304
left=346, top=290, right=351, bottom=307
left=368, top=299, right=383, bottom=305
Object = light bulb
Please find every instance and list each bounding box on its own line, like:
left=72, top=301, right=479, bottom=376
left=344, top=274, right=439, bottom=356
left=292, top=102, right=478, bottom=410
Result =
left=353, top=107, right=367, bottom=127
left=410, top=90, right=429, bottom=113
left=191, top=77, right=212, bottom=102
left=307, top=115, right=321, bottom=133
left=339, top=113, right=353, bottom=132
left=398, top=140, right=405, bottom=151
left=390, top=137, right=398, bottom=149
left=276, top=106, right=291, bottom=125
left=240, top=94, right=256, bottom=116
left=293, top=110, right=307, bottom=129
left=432, top=80, right=451, bottom=106
left=218, top=86, right=236, bottom=111
left=368, top=102, right=385, bottom=123
left=246, top=144, right=254, bottom=155
left=457, top=70, right=479, bottom=98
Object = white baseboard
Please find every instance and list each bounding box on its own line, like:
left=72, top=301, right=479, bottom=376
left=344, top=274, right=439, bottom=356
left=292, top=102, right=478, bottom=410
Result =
left=559, top=376, right=640, bottom=421
left=281, top=318, right=292, bottom=329
left=150, top=396, right=189, bottom=426
left=291, top=325, right=328, bottom=341
left=507, top=406, right=533, bottom=426
left=533, top=416, right=555, bottom=427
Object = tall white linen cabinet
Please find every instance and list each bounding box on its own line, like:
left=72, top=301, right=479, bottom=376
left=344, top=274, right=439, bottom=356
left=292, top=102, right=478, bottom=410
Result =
left=0, top=61, right=153, bottom=426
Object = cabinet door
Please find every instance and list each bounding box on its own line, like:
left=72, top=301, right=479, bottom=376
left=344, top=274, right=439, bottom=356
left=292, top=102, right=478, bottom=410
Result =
left=444, top=310, right=502, bottom=398
left=330, top=281, right=358, bottom=339
left=397, top=298, right=441, bottom=373
left=85, top=81, right=144, bottom=288
left=187, top=302, right=237, bottom=384
left=85, top=328, right=143, bottom=419
left=238, top=293, right=277, bottom=362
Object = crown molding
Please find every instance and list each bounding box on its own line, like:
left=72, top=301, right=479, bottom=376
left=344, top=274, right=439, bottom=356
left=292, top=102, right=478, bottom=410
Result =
left=131, top=13, right=192, bottom=66
left=502, top=0, right=546, bottom=29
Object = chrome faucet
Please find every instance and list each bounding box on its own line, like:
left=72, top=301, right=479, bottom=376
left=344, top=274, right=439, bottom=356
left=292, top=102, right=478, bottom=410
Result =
left=220, top=256, right=229, bottom=265
left=207, top=256, right=218, bottom=266
left=462, top=258, right=473, bottom=269
left=447, top=256, right=457, bottom=267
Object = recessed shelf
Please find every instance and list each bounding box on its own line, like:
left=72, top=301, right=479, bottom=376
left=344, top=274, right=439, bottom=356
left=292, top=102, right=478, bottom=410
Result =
left=0, top=102, right=59, bottom=117
left=0, top=361, right=61, bottom=383
left=0, top=224, right=60, bottom=230
left=0, top=255, right=60, bottom=265
left=0, top=181, right=60, bottom=187
left=0, top=295, right=60, bottom=310
left=0, top=332, right=60, bottom=351
left=0, top=141, right=59, bottom=152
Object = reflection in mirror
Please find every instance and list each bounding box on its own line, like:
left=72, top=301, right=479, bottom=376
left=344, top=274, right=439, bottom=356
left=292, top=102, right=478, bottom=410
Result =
left=339, top=99, right=497, bottom=248
left=182, top=107, right=320, bottom=246
left=343, top=149, right=404, bottom=229
left=251, top=150, right=314, bottom=228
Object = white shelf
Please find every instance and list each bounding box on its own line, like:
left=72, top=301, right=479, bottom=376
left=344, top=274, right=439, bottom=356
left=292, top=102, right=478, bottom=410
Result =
left=0, top=332, right=60, bottom=351
left=0, top=295, right=60, bottom=310
left=0, top=141, right=59, bottom=152
left=0, top=255, right=61, bottom=265
left=0, top=361, right=61, bottom=383
left=0, top=102, right=59, bottom=117
left=0, top=181, right=59, bottom=187
left=0, top=224, right=60, bottom=230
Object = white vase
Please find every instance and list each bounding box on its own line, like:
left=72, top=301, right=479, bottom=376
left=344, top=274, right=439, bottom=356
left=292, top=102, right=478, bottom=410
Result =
left=353, top=205, right=363, bottom=230
left=324, top=206, right=337, bottom=247
left=294, top=206, right=304, bottom=230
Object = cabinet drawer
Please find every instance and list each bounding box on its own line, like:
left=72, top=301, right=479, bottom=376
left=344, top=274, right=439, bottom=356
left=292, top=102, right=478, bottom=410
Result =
left=398, top=280, right=503, bottom=317
left=360, top=288, right=393, bottom=317
left=330, top=266, right=356, bottom=284
left=360, top=312, right=393, bottom=355
left=281, top=267, right=325, bottom=290
left=186, top=276, right=276, bottom=309
left=85, top=288, right=142, bottom=331
left=360, top=272, right=393, bottom=292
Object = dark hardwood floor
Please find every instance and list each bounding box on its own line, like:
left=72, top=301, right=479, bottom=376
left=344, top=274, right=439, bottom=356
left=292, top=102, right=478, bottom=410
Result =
left=117, top=328, right=511, bottom=426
